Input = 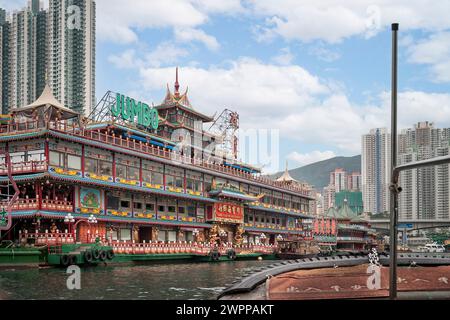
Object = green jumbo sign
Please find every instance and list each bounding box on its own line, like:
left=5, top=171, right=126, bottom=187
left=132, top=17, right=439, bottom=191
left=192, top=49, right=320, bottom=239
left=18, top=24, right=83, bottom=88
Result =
left=111, top=93, right=159, bottom=130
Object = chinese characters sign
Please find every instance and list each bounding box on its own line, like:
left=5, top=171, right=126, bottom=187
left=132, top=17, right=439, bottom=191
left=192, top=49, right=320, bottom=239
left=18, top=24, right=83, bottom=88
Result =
left=213, top=203, right=244, bottom=223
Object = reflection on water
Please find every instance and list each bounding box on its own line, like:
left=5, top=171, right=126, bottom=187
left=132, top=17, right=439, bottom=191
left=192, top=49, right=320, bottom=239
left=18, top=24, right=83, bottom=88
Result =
left=0, top=260, right=275, bottom=300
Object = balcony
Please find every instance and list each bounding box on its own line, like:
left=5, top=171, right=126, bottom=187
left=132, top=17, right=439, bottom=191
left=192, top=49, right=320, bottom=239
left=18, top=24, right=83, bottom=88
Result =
left=0, top=198, right=74, bottom=213
left=0, top=198, right=39, bottom=211
left=0, top=160, right=47, bottom=175
left=41, top=199, right=74, bottom=212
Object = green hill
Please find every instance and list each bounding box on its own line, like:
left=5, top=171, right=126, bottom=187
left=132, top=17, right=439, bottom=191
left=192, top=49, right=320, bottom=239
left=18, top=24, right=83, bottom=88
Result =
left=271, top=155, right=361, bottom=190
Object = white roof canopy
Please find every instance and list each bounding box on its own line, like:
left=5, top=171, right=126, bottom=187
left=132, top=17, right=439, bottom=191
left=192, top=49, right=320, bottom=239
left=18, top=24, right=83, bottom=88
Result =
left=12, top=84, right=79, bottom=120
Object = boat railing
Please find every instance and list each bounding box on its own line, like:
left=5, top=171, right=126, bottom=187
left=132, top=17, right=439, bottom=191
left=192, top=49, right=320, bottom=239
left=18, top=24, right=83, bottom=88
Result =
left=0, top=160, right=48, bottom=175
left=0, top=198, right=39, bottom=211
left=0, top=197, right=73, bottom=212
left=20, top=231, right=76, bottom=245
left=109, top=241, right=276, bottom=255
left=0, top=120, right=42, bottom=135
left=41, top=198, right=74, bottom=212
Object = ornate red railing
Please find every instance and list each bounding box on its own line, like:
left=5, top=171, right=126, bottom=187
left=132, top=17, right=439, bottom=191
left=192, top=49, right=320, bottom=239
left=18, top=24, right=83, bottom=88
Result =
left=41, top=199, right=74, bottom=212
left=0, top=160, right=47, bottom=175
left=110, top=241, right=276, bottom=256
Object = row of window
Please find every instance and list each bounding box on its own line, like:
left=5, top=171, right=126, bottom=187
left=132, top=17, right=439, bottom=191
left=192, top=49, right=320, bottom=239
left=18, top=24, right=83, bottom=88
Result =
left=106, top=193, right=204, bottom=217
left=108, top=228, right=194, bottom=243
left=45, top=142, right=309, bottom=209
left=246, top=215, right=285, bottom=226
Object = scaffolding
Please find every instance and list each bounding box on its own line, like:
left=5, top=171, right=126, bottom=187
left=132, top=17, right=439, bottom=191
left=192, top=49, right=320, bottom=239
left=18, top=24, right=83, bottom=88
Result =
left=208, top=109, right=240, bottom=161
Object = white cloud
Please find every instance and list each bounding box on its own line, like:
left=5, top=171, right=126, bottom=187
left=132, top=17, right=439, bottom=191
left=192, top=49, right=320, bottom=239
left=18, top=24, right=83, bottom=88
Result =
left=108, top=50, right=140, bottom=69
left=0, top=0, right=26, bottom=11
left=250, top=0, right=450, bottom=44
left=174, top=28, right=220, bottom=51
left=308, top=44, right=341, bottom=62
left=146, top=42, right=189, bottom=67
left=192, top=0, right=245, bottom=15
left=139, top=57, right=329, bottom=119
left=96, top=0, right=207, bottom=43
left=288, top=150, right=336, bottom=167
left=407, top=32, right=450, bottom=83
left=95, top=0, right=244, bottom=44
left=108, top=42, right=189, bottom=70
left=272, top=47, right=294, bottom=65
left=379, top=91, right=450, bottom=129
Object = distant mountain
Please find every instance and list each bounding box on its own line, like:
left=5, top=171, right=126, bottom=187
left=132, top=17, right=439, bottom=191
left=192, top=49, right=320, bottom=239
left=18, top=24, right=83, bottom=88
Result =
left=271, top=155, right=361, bottom=190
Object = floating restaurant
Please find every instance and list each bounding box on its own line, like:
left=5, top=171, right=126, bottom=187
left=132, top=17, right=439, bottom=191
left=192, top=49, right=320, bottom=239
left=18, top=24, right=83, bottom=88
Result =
left=314, top=200, right=378, bottom=252
left=0, top=69, right=317, bottom=263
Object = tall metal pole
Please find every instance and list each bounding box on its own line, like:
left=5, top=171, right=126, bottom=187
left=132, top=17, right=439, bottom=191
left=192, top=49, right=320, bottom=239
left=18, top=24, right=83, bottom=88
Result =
left=389, top=22, right=399, bottom=300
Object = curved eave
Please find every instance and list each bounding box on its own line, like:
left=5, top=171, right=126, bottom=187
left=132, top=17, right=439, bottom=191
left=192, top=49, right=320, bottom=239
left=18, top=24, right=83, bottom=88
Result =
left=244, top=226, right=303, bottom=235
left=209, top=189, right=259, bottom=202
left=156, top=103, right=214, bottom=122
left=0, top=129, right=47, bottom=141
left=246, top=204, right=311, bottom=219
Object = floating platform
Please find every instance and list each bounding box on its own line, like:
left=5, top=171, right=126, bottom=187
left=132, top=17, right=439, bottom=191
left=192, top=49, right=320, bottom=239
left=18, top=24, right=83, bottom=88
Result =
left=0, top=247, right=45, bottom=267
left=46, top=243, right=115, bottom=267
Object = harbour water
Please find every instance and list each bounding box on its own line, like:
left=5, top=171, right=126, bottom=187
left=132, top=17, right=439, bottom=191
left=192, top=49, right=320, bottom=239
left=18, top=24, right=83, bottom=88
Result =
left=0, top=260, right=274, bottom=300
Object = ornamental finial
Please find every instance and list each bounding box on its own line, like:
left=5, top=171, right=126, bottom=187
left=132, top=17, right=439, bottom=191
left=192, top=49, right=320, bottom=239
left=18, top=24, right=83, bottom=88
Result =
left=174, top=66, right=180, bottom=96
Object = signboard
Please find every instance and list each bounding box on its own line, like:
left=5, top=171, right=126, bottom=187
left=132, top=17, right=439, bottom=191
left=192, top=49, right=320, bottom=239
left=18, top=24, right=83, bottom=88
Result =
left=79, top=187, right=102, bottom=214
left=398, top=223, right=413, bottom=229
left=213, top=202, right=244, bottom=224
left=111, top=93, right=159, bottom=130
left=0, top=208, right=7, bottom=227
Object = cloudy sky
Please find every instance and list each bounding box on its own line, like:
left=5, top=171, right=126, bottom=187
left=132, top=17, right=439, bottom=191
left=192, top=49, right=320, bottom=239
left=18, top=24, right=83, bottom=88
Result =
left=3, top=0, right=450, bottom=171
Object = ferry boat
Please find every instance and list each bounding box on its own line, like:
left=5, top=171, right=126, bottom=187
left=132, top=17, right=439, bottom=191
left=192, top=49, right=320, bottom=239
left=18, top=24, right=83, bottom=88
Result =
left=0, top=69, right=316, bottom=265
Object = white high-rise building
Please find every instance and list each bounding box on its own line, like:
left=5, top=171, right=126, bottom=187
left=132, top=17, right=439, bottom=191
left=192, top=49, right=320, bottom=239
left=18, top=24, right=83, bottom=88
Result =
left=0, top=0, right=47, bottom=113
left=48, top=0, right=96, bottom=115
left=1, top=0, right=95, bottom=115
left=361, top=128, right=391, bottom=214
left=323, top=185, right=336, bottom=212
left=330, top=168, right=347, bottom=193
left=398, top=122, right=450, bottom=220
left=434, top=144, right=450, bottom=220
left=347, top=172, right=362, bottom=192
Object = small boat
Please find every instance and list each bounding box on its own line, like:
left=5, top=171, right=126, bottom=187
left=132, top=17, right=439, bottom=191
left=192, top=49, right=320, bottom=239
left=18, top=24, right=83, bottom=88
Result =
left=275, top=239, right=321, bottom=260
